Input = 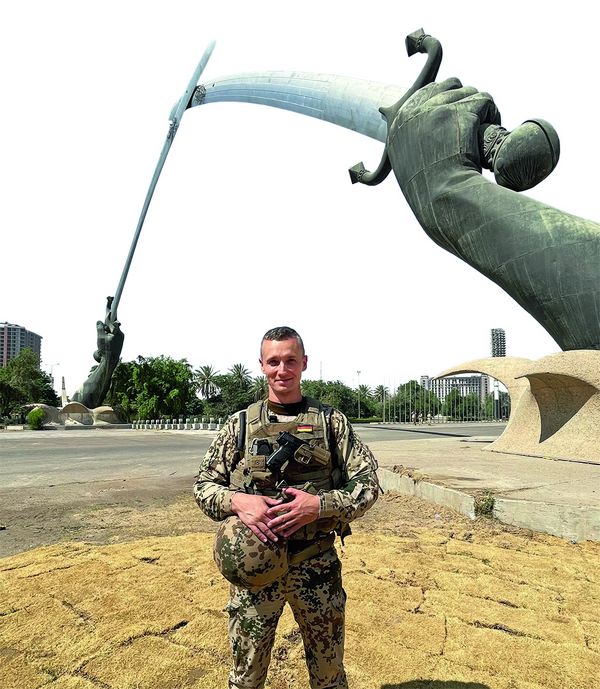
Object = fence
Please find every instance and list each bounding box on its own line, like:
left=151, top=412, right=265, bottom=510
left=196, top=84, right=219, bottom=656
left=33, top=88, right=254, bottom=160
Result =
left=131, top=417, right=223, bottom=431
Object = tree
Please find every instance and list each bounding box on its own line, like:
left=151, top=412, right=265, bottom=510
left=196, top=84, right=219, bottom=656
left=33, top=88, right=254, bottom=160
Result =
left=355, top=384, right=375, bottom=418
left=105, top=360, right=136, bottom=420
left=373, top=385, right=389, bottom=403
left=250, top=375, right=268, bottom=401
left=0, top=349, right=59, bottom=417
left=499, top=391, right=511, bottom=420
left=228, top=363, right=252, bottom=389
left=456, top=392, right=483, bottom=421
left=196, top=364, right=220, bottom=399
left=301, top=379, right=355, bottom=417
left=396, top=381, right=441, bottom=422
left=357, top=384, right=373, bottom=401
left=373, top=384, right=391, bottom=420
left=443, top=389, right=462, bottom=421
left=301, top=379, right=328, bottom=401
left=0, top=380, right=21, bottom=418
left=106, top=355, right=201, bottom=421
left=203, top=372, right=255, bottom=419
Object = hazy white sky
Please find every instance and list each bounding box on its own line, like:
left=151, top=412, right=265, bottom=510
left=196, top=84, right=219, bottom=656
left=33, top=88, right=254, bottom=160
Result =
left=2, top=1, right=598, bottom=393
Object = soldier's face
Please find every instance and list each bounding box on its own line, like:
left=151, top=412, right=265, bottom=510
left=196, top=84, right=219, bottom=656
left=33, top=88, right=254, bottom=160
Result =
left=260, top=337, right=307, bottom=403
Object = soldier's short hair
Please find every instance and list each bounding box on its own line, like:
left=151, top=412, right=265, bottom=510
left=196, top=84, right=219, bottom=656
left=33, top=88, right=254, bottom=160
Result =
left=261, top=326, right=305, bottom=357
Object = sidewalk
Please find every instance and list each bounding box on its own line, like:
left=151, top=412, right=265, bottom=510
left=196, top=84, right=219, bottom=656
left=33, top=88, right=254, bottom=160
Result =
left=369, top=433, right=600, bottom=542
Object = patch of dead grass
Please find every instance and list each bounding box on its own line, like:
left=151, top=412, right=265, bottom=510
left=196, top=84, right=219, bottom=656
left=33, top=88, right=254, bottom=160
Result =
left=1, top=494, right=599, bottom=689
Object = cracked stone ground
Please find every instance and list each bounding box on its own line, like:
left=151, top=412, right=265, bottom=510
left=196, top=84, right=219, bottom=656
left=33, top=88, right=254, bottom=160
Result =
left=1, top=494, right=599, bottom=689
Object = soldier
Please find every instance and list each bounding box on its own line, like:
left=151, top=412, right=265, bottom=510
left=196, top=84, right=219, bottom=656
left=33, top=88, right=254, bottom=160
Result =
left=194, top=326, right=380, bottom=689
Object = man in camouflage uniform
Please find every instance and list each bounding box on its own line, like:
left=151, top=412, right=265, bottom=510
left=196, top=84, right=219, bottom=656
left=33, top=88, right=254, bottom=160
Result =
left=194, top=326, right=379, bottom=689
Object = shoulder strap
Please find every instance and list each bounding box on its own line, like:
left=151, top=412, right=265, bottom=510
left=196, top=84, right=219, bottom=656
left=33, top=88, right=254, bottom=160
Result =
left=236, top=400, right=265, bottom=454
left=320, top=403, right=339, bottom=470
left=237, top=411, right=247, bottom=452
left=304, top=396, right=322, bottom=413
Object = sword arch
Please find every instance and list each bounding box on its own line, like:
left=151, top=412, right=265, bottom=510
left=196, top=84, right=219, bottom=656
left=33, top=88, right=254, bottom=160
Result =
left=75, top=29, right=600, bottom=408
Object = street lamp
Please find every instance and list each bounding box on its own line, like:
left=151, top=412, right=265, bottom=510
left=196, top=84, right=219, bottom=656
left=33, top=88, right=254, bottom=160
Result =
left=357, top=370, right=361, bottom=419
left=493, top=378, right=499, bottom=420
left=48, top=363, right=60, bottom=390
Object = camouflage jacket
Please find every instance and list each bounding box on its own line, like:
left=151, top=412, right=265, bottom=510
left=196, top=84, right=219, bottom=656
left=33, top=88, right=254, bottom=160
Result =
left=193, top=407, right=380, bottom=527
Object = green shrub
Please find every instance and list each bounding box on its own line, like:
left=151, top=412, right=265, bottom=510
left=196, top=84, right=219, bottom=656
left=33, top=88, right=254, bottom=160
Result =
left=474, top=491, right=495, bottom=517
left=27, top=407, right=46, bottom=430
left=348, top=416, right=382, bottom=424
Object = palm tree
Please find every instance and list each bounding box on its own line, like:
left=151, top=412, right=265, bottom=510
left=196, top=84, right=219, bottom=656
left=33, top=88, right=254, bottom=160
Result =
left=229, top=363, right=252, bottom=389
left=373, top=385, right=389, bottom=403
left=357, top=384, right=372, bottom=400
left=356, top=384, right=373, bottom=419
left=250, top=375, right=268, bottom=401
left=196, top=364, right=220, bottom=399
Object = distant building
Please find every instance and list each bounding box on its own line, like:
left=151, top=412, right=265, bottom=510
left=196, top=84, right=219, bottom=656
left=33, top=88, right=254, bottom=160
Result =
left=421, top=374, right=490, bottom=403
left=0, top=322, right=42, bottom=368
left=491, top=328, right=506, bottom=357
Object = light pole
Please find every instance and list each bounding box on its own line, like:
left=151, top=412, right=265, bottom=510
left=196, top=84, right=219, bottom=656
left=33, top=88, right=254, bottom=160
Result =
left=48, top=363, right=60, bottom=392
left=356, top=370, right=361, bottom=419
left=493, top=378, right=499, bottom=420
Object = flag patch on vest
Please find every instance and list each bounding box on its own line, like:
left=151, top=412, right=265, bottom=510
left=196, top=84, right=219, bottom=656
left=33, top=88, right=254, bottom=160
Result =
left=297, top=424, right=313, bottom=432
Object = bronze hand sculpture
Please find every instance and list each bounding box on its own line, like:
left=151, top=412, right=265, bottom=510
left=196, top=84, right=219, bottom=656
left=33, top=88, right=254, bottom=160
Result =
left=190, top=30, right=597, bottom=351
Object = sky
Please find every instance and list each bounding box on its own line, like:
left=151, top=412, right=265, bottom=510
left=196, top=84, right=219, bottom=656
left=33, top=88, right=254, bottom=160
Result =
left=2, top=1, right=598, bottom=394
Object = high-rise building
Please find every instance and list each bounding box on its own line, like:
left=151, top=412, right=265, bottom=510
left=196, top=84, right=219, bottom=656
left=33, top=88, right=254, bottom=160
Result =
left=0, top=322, right=42, bottom=367
left=491, top=328, right=506, bottom=357
left=421, top=374, right=490, bottom=403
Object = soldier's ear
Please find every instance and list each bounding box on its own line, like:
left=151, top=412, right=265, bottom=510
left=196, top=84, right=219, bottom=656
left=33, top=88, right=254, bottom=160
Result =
left=302, top=356, right=307, bottom=371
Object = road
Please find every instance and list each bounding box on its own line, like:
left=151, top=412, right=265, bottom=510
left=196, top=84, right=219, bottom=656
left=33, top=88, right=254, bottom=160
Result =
left=0, top=424, right=505, bottom=489
left=0, top=424, right=505, bottom=557
left=0, top=429, right=212, bottom=489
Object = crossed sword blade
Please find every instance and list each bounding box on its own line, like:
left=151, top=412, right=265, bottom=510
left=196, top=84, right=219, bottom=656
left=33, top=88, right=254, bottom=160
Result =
left=108, top=40, right=215, bottom=326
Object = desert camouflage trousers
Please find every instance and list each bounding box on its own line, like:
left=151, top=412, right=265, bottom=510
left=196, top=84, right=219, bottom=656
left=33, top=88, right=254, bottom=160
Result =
left=225, top=547, right=348, bottom=689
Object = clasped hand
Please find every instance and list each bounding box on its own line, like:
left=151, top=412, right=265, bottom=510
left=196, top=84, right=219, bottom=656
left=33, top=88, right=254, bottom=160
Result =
left=232, top=488, right=320, bottom=543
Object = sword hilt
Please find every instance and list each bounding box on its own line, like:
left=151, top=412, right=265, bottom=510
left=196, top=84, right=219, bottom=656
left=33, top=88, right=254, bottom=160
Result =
left=479, top=120, right=560, bottom=192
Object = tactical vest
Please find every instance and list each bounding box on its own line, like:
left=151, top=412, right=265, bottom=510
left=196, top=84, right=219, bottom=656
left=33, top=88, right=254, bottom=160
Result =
left=230, top=397, right=342, bottom=541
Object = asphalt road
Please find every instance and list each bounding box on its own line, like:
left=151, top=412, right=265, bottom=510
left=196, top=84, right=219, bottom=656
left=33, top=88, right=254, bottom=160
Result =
left=0, top=430, right=211, bottom=489
left=0, top=423, right=505, bottom=558
left=0, top=423, right=505, bottom=489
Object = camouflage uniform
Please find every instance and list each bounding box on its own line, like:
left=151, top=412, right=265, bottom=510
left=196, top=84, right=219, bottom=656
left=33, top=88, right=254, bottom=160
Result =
left=194, top=404, right=379, bottom=689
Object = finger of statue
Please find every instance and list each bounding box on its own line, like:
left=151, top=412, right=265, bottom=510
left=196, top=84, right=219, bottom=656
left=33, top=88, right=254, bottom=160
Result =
left=425, top=85, right=479, bottom=107
left=458, top=92, right=501, bottom=126
left=398, top=77, right=465, bottom=124
left=405, top=77, right=464, bottom=110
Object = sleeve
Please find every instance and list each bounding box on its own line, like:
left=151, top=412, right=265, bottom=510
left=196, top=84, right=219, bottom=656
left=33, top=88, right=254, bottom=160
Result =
left=318, top=409, right=380, bottom=523
left=193, top=413, right=241, bottom=521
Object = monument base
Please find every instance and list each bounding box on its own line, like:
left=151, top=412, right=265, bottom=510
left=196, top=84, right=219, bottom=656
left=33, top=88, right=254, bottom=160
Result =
left=27, top=402, right=123, bottom=427
left=439, top=351, right=600, bottom=465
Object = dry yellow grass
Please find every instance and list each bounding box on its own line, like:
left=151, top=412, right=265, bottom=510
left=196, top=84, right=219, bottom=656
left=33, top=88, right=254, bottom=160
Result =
left=1, top=499, right=599, bottom=689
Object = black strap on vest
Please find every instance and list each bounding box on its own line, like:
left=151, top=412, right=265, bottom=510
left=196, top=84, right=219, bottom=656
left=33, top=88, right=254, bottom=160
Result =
left=237, top=411, right=247, bottom=452
left=321, top=404, right=338, bottom=471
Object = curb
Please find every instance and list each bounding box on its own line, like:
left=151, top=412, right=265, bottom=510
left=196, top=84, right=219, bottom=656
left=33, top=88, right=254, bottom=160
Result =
left=377, top=468, right=475, bottom=520
left=377, top=468, right=600, bottom=542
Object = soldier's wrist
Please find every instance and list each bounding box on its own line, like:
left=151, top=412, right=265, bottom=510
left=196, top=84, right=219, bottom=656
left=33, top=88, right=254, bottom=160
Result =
left=318, top=492, right=337, bottom=519
left=224, top=490, right=240, bottom=516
